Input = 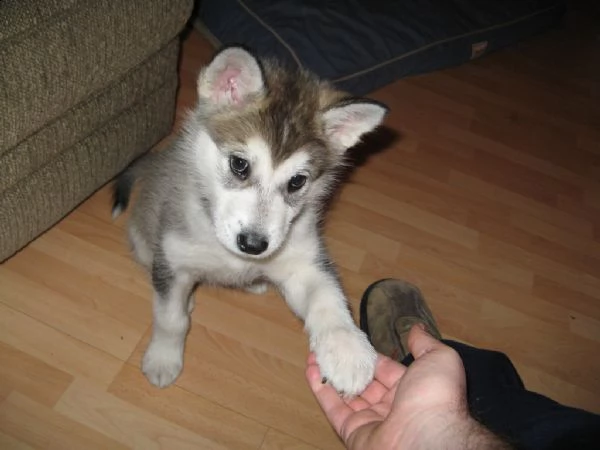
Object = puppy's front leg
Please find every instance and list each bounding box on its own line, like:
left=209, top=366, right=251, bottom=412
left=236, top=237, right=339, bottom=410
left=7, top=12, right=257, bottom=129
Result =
left=278, top=265, right=376, bottom=396
left=142, top=251, right=194, bottom=388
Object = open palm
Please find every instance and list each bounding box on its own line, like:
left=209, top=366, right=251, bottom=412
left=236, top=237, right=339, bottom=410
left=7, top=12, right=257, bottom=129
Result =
left=307, top=351, right=405, bottom=446
left=306, top=325, right=472, bottom=450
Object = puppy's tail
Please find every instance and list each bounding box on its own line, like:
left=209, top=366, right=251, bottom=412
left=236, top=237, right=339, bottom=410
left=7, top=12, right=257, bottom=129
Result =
left=112, top=166, right=138, bottom=219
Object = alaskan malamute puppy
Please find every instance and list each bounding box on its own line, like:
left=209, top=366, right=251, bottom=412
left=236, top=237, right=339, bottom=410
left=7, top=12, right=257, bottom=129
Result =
left=113, top=46, right=388, bottom=395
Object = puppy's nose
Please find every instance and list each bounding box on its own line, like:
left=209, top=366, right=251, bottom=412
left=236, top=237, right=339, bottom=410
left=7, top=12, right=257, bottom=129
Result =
left=237, top=232, right=269, bottom=255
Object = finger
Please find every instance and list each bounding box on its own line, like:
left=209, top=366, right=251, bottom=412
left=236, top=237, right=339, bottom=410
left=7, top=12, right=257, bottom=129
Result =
left=305, top=362, right=353, bottom=434
left=372, top=354, right=406, bottom=390
left=407, top=324, right=446, bottom=359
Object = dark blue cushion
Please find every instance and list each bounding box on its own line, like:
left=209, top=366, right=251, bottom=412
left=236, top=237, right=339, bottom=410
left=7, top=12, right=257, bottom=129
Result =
left=198, top=0, right=565, bottom=95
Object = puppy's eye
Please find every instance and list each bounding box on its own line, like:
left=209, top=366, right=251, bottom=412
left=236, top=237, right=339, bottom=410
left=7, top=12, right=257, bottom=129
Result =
left=288, top=174, right=307, bottom=193
left=230, top=155, right=250, bottom=179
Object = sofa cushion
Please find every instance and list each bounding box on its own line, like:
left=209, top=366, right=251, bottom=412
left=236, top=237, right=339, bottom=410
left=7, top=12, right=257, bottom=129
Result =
left=0, top=39, right=179, bottom=194
left=0, top=0, right=78, bottom=41
left=0, top=51, right=179, bottom=261
left=197, top=0, right=565, bottom=95
left=0, top=0, right=192, bottom=151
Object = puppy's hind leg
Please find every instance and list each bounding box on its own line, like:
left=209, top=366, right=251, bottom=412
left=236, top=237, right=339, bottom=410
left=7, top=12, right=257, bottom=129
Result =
left=142, top=251, right=194, bottom=388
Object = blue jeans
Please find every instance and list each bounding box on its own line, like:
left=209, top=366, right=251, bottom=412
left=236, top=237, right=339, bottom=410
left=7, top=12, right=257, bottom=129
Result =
left=401, top=341, right=600, bottom=449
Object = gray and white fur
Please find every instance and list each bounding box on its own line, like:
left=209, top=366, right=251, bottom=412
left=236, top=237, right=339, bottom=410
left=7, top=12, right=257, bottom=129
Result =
left=113, top=46, right=388, bottom=396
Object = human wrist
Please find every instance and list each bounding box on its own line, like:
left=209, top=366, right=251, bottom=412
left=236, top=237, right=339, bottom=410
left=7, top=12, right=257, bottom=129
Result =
left=387, top=410, right=511, bottom=450
left=459, top=416, right=512, bottom=449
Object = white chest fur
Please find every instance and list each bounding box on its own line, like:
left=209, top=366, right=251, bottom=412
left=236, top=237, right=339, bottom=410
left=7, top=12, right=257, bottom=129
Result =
left=162, top=231, right=262, bottom=287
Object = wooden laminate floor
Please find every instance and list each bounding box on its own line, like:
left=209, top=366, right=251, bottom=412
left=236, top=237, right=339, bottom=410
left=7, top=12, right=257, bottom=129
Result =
left=1, top=7, right=599, bottom=449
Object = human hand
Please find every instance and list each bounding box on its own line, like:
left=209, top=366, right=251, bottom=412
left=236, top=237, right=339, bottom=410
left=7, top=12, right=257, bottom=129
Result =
left=306, top=324, right=509, bottom=449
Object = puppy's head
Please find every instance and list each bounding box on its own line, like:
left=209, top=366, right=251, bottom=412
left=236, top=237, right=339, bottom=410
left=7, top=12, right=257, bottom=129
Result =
left=188, top=46, right=388, bottom=259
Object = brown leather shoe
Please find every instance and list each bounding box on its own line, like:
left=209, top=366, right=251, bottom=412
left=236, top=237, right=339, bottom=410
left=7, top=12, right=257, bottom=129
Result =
left=360, top=279, right=442, bottom=361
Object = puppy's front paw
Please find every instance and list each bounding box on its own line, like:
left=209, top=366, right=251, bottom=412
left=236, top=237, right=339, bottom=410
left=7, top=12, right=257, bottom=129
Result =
left=142, top=340, right=183, bottom=388
left=312, top=326, right=376, bottom=396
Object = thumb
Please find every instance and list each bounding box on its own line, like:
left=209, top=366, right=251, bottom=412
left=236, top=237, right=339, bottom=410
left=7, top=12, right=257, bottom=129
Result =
left=407, top=324, right=445, bottom=359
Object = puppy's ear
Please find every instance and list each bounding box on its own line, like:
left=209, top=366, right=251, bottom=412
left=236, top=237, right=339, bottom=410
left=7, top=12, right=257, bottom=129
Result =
left=322, top=100, right=388, bottom=154
left=197, top=46, right=265, bottom=107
